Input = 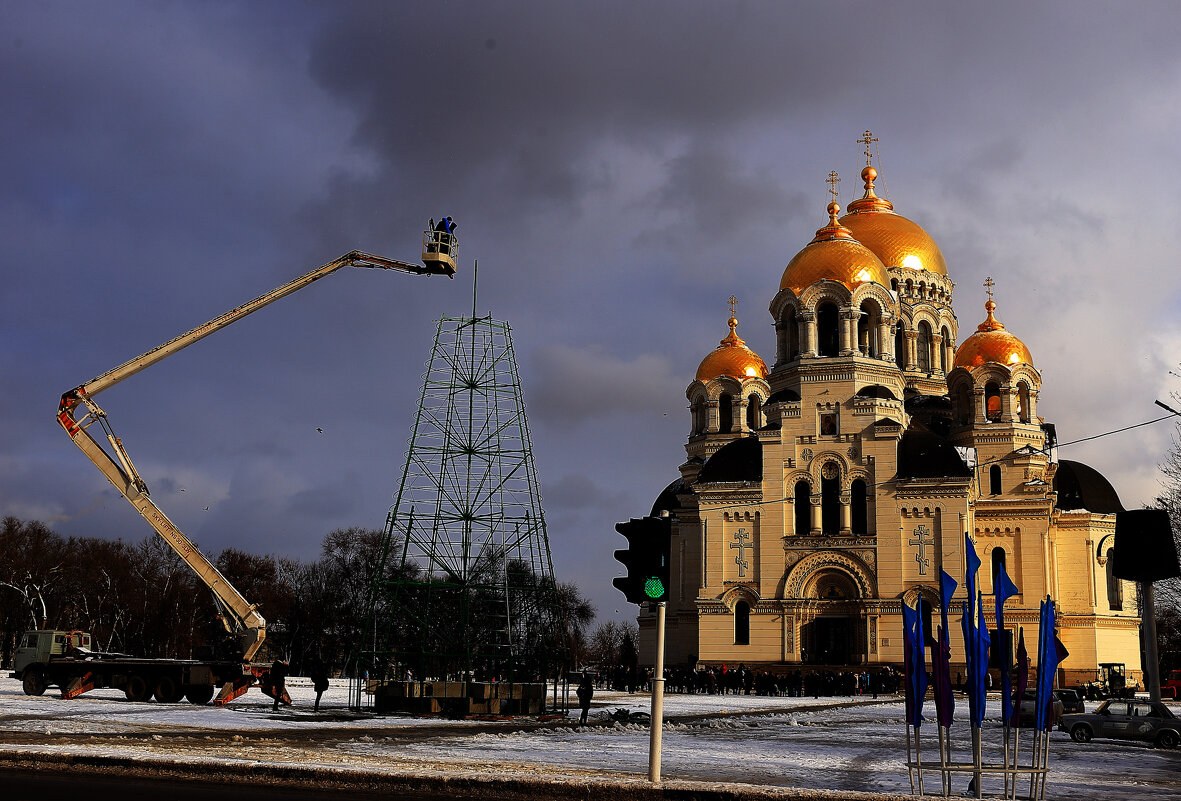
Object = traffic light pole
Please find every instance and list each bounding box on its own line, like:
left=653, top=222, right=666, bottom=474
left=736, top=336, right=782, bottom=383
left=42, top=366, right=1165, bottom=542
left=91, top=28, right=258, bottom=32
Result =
left=648, top=601, right=666, bottom=783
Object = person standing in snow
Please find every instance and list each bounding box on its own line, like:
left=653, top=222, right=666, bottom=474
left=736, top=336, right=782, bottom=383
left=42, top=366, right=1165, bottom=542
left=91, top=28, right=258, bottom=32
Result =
left=576, top=672, right=594, bottom=725
left=270, top=660, right=287, bottom=712
left=310, top=663, right=329, bottom=712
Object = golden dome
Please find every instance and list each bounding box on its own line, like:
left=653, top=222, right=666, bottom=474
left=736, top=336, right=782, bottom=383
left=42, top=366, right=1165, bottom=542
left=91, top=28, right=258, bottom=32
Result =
left=839, top=166, right=948, bottom=276
left=779, top=199, right=890, bottom=294
left=696, top=307, right=768, bottom=383
left=953, top=288, right=1033, bottom=369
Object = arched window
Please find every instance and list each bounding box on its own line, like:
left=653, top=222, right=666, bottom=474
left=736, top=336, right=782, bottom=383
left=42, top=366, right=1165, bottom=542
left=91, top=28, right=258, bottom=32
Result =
left=718, top=393, right=733, bottom=433
left=821, top=467, right=840, bottom=535
left=735, top=601, right=751, bottom=645
left=940, top=326, right=951, bottom=373
left=957, top=383, right=973, bottom=425
left=851, top=479, right=868, bottom=535
left=817, top=302, right=840, bottom=357
left=794, top=480, right=811, bottom=535
left=858, top=301, right=880, bottom=358
left=916, top=322, right=932, bottom=372
left=1106, top=549, right=1123, bottom=610
left=781, top=307, right=800, bottom=363
left=985, top=381, right=1002, bottom=421
left=691, top=397, right=706, bottom=435
left=1016, top=381, right=1031, bottom=423
left=989, top=464, right=1002, bottom=495
left=746, top=394, right=761, bottom=430
left=992, top=547, right=1008, bottom=587
left=895, top=324, right=907, bottom=370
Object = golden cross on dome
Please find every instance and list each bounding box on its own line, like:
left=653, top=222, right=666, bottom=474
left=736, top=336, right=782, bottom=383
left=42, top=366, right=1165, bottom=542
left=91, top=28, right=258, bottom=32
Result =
left=984, top=276, right=995, bottom=303
left=858, top=130, right=878, bottom=166
left=826, top=171, right=840, bottom=204
left=728, top=295, right=738, bottom=317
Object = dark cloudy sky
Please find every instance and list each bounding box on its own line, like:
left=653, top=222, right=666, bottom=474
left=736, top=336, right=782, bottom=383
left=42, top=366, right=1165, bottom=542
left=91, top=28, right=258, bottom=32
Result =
left=3, top=1, right=1180, bottom=622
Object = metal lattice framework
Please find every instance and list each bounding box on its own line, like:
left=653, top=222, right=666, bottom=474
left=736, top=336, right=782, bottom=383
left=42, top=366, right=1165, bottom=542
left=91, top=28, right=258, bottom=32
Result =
left=359, top=315, right=566, bottom=690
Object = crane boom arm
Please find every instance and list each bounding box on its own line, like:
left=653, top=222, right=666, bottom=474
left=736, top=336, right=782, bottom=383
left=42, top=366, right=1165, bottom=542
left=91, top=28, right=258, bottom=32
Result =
left=57, top=250, right=437, bottom=662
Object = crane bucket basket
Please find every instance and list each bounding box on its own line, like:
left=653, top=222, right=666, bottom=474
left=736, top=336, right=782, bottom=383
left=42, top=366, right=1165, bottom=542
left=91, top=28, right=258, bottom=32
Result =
left=422, top=229, right=458, bottom=276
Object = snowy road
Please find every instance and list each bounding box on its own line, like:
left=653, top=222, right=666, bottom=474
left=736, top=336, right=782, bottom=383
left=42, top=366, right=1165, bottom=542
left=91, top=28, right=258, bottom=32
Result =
left=1, top=677, right=1179, bottom=799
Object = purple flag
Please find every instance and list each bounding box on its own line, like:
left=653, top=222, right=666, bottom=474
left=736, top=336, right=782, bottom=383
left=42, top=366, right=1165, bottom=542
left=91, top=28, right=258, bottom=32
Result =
left=1012, top=628, right=1030, bottom=729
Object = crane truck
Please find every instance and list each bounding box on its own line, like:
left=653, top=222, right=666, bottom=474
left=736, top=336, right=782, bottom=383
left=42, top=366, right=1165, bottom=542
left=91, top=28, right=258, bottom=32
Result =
left=11, top=230, right=457, bottom=705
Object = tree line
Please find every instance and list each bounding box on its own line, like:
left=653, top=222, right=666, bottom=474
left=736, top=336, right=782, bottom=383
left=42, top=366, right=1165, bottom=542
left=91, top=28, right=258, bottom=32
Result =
left=0, top=517, right=632, bottom=677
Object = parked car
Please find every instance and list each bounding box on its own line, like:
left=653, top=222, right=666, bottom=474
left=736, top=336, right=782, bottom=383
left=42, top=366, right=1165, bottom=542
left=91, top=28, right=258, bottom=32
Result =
left=1059, top=699, right=1181, bottom=748
left=1018, top=689, right=1063, bottom=728
left=1054, top=688, right=1085, bottom=714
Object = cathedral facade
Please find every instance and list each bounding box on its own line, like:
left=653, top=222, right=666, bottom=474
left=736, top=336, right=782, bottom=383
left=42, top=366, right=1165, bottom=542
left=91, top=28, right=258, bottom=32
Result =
left=633, top=152, right=1142, bottom=688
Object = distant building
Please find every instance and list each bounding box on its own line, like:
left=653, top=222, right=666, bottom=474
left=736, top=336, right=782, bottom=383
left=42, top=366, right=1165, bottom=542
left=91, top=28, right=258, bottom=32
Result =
left=632, top=155, right=1140, bottom=688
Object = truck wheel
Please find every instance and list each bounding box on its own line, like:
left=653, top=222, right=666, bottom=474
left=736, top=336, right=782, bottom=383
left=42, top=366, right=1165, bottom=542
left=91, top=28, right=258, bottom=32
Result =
left=125, top=674, right=151, bottom=702
left=184, top=685, right=215, bottom=705
left=22, top=668, right=47, bottom=697
left=154, top=675, right=182, bottom=704
left=1071, top=724, right=1093, bottom=743
left=1156, top=730, right=1179, bottom=749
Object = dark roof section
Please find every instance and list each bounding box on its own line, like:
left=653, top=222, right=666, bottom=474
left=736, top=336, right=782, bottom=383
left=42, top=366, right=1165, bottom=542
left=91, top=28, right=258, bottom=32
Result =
left=649, top=477, right=687, bottom=517
left=1054, top=459, right=1124, bottom=513
left=856, top=384, right=898, bottom=400
left=905, top=393, right=953, bottom=411
left=896, top=422, right=971, bottom=479
left=697, top=436, right=763, bottom=484
left=767, top=387, right=801, bottom=404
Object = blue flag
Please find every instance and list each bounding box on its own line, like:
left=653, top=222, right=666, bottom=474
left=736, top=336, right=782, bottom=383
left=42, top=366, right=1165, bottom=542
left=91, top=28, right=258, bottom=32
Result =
left=1035, top=597, right=1056, bottom=731
left=902, top=601, right=918, bottom=726
left=961, top=535, right=986, bottom=728
left=912, top=595, right=929, bottom=727
left=974, top=591, right=992, bottom=726
left=994, top=559, right=1019, bottom=726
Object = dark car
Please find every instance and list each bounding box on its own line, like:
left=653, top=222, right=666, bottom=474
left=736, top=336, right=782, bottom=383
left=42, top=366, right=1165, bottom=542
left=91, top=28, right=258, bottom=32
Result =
left=1054, top=688, right=1085, bottom=714
left=1059, top=699, right=1181, bottom=748
left=1018, top=689, right=1063, bottom=728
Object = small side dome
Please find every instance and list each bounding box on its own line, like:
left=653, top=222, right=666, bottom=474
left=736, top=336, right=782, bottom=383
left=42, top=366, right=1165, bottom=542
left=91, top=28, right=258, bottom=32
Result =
left=953, top=281, right=1034, bottom=369
left=780, top=191, right=890, bottom=295
left=649, top=477, right=686, bottom=517
left=695, top=302, right=768, bottom=382
left=697, top=436, right=762, bottom=484
left=839, top=164, right=948, bottom=276
left=897, top=421, right=971, bottom=479
left=1054, top=460, right=1124, bottom=514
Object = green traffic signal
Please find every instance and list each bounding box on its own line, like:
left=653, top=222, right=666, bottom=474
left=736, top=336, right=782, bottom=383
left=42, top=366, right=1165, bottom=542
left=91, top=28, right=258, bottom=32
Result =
left=613, top=515, right=671, bottom=605
left=644, top=575, right=666, bottom=599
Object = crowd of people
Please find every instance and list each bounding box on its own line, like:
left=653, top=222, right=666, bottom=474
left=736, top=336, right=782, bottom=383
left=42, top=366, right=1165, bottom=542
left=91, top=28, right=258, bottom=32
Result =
left=590, top=663, right=902, bottom=698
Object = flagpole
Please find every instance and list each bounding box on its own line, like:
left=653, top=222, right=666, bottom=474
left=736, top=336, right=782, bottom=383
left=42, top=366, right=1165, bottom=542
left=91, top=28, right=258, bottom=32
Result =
left=915, top=726, right=925, bottom=796
left=906, top=722, right=916, bottom=795
left=938, top=725, right=949, bottom=797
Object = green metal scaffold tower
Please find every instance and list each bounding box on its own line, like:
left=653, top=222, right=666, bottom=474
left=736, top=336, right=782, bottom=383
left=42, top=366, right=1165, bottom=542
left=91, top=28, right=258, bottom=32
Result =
left=353, top=293, right=568, bottom=713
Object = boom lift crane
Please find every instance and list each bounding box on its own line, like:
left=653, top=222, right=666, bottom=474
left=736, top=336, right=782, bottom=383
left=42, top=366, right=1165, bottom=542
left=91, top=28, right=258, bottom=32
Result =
left=56, top=234, right=456, bottom=679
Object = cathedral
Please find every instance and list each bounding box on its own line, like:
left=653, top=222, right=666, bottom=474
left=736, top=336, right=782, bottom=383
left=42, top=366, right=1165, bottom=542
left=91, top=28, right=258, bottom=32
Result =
left=632, top=139, right=1142, bottom=688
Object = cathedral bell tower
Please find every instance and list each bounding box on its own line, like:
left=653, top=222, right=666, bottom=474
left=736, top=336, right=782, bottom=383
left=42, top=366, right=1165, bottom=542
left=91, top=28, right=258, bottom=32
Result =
left=685, top=297, right=770, bottom=466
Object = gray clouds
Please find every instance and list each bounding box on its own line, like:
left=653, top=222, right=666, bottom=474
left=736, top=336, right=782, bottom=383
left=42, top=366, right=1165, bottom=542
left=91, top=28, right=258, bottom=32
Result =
left=3, top=1, right=1181, bottom=622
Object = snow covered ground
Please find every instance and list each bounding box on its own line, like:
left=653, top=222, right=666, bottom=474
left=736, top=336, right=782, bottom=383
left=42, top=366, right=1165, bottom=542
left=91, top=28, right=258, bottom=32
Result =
left=1, top=676, right=1178, bottom=799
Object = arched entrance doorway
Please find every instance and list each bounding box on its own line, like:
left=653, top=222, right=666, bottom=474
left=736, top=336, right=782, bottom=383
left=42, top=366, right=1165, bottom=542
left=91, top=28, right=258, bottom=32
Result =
left=800, top=569, right=864, bottom=666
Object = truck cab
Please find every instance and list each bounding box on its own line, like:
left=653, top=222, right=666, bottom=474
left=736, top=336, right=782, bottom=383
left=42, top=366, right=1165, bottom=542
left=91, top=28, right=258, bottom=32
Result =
left=13, top=630, right=91, bottom=675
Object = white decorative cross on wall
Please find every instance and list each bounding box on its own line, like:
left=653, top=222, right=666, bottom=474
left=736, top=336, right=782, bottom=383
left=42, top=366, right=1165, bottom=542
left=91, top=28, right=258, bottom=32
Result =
left=730, top=529, right=752, bottom=578
left=910, top=525, right=933, bottom=575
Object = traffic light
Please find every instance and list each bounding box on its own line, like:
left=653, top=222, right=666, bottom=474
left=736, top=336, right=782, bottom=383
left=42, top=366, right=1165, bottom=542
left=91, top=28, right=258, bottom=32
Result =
left=612, top=515, right=671, bottom=605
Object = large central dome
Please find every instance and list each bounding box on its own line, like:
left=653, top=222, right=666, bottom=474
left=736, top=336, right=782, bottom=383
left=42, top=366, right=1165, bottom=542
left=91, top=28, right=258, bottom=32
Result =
left=779, top=201, right=889, bottom=294
left=839, top=166, right=947, bottom=276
